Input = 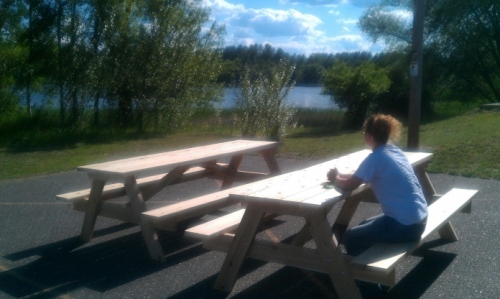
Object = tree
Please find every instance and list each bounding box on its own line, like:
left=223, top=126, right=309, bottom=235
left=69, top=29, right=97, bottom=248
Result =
left=359, top=0, right=500, bottom=103
left=236, top=59, right=295, bottom=140
left=322, top=61, right=391, bottom=127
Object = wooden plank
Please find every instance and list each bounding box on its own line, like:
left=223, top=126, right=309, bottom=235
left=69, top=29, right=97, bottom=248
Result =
left=141, top=165, right=191, bottom=201
left=77, top=140, right=280, bottom=177
left=123, top=175, right=165, bottom=262
left=414, top=165, right=439, bottom=203
left=211, top=163, right=269, bottom=181
left=206, top=234, right=396, bottom=286
left=80, top=179, right=106, bottom=241
left=74, top=200, right=137, bottom=224
left=205, top=234, right=327, bottom=272
left=185, top=209, right=246, bottom=239
left=227, top=150, right=432, bottom=210
left=261, top=147, right=281, bottom=174
left=351, top=188, right=477, bottom=274
left=57, top=166, right=212, bottom=202
left=186, top=210, right=278, bottom=240
left=214, top=204, right=265, bottom=292
left=308, top=214, right=362, bottom=299
left=221, top=155, right=243, bottom=189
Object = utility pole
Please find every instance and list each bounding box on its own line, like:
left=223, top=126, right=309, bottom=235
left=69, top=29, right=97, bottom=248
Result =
left=407, top=0, right=425, bottom=150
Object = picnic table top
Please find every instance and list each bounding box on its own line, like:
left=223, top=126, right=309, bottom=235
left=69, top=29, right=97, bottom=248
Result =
left=228, top=149, right=433, bottom=211
left=77, top=139, right=280, bottom=178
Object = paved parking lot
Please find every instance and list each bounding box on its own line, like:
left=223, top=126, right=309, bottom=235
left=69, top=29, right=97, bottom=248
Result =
left=0, top=156, right=498, bottom=298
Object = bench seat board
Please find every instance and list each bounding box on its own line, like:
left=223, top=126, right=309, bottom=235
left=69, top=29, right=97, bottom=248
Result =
left=57, top=166, right=211, bottom=201
left=185, top=209, right=246, bottom=239
left=351, top=188, right=477, bottom=275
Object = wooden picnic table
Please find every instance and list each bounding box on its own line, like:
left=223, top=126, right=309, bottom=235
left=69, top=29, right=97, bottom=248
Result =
left=200, top=149, right=476, bottom=298
left=63, top=139, right=281, bottom=261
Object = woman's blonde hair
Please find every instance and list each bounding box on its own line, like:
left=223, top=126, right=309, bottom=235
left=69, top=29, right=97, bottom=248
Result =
left=363, top=114, right=402, bottom=144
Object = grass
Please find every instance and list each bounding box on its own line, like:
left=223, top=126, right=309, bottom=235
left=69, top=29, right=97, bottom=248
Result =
left=1, top=109, right=499, bottom=181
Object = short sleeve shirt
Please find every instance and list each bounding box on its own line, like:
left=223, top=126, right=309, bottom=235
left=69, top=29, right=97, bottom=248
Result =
left=353, top=144, right=428, bottom=225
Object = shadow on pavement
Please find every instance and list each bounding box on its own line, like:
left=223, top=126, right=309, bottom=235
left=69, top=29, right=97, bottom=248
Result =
left=0, top=224, right=207, bottom=298
left=386, top=239, right=457, bottom=299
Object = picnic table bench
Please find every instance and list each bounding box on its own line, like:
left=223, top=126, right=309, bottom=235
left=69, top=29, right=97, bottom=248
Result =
left=57, top=139, right=281, bottom=261
left=193, top=150, right=477, bottom=298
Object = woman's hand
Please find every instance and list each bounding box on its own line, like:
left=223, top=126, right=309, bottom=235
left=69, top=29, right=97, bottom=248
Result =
left=327, top=168, right=339, bottom=183
left=327, top=168, right=363, bottom=191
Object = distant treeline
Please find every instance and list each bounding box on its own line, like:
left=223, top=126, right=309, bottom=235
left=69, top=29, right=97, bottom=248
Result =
left=217, top=44, right=373, bottom=86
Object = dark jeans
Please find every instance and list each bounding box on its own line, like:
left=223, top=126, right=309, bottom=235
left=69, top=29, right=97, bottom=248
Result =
left=343, top=214, right=426, bottom=298
left=343, top=214, right=426, bottom=256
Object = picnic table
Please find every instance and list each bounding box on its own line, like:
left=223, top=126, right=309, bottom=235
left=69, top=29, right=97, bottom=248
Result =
left=186, top=149, right=477, bottom=298
left=57, top=139, right=281, bottom=261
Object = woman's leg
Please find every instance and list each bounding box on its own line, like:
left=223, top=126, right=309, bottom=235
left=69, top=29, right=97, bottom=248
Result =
left=343, top=214, right=426, bottom=256
left=343, top=214, right=399, bottom=256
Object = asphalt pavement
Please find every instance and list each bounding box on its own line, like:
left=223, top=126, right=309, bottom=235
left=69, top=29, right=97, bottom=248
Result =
left=0, top=155, right=498, bottom=299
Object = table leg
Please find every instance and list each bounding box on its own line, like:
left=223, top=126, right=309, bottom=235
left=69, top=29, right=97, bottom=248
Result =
left=80, top=179, right=106, bottom=241
left=291, top=190, right=370, bottom=246
left=414, top=165, right=439, bottom=203
left=414, top=166, right=458, bottom=240
left=220, top=154, right=243, bottom=189
left=124, top=175, right=165, bottom=262
left=214, top=203, right=265, bottom=292
left=141, top=165, right=191, bottom=201
left=261, top=147, right=281, bottom=175
left=308, top=215, right=362, bottom=299
left=331, top=190, right=369, bottom=242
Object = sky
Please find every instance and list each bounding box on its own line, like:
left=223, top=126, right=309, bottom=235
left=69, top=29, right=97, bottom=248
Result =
left=201, top=0, right=392, bottom=56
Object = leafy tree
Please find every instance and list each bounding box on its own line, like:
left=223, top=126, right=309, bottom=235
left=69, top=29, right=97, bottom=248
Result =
left=427, top=0, right=500, bottom=103
left=359, top=0, right=500, bottom=104
left=322, top=61, right=391, bottom=127
left=236, top=59, right=295, bottom=140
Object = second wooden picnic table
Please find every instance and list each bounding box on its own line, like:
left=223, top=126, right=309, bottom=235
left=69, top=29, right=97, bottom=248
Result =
left=60, top=139, right=281, bottom=261
left=200, top=149, right=444, bottom=298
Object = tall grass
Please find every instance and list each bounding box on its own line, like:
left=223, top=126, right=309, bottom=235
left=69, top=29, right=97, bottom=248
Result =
left=2, top=104, right=498, bottom=181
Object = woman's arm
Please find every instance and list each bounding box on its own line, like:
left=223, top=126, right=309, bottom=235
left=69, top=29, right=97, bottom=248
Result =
left=327, top=168, right=364, bottom=191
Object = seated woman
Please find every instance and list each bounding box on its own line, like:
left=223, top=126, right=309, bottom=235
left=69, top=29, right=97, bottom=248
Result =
left=327, top=114, right=428, bottom=298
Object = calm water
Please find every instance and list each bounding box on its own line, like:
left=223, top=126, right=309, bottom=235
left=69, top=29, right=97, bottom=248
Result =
left=30, top=86, right=336, bottom=109
left=217, top=86, right=337, bottom=109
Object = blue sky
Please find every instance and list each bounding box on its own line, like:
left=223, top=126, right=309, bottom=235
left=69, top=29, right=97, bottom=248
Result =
left=201, top=0, right=397, bottom=56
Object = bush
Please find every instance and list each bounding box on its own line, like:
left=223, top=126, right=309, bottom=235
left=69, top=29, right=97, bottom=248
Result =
left=235, top=59, right=296, bottom=140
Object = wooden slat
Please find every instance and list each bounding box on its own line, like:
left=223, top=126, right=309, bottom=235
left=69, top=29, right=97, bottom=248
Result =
left=142, top=190, right=234, bottom=231
left=214, top=205, right=265, bottom=292
left=57, top=166, right=212, bottom=201
left=77, top=140, right=280, bottom=177
left=80, top=179, right=106, bottom=241
left=74, top=200, right=137, bottom=224
left=185, top=209, right=246, bottom=239
left=351, top=188, right=477, bottom=274
left=205, top=234, right=396, bottom=286
left=141, top=182, right=254, bottom=220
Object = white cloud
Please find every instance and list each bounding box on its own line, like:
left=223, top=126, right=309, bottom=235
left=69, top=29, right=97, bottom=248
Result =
left=337, top=18, right=358, bottom=25
left=280, top=0, right=344, bottom=6
left=202, top=0, right=385, bottom=55
left=202, top=0, right=244, bottom=13
left=231, top=8, right=323, bottom=38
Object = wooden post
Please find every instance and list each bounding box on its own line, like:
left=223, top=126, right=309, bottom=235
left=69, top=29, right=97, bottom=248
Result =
left=407, top=0, right=425, bottom=150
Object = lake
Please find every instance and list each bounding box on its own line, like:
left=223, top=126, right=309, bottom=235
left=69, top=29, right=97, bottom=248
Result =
left=216, top=86, right=337, bottom=109
left=29, top=86, right=336, bottom=110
